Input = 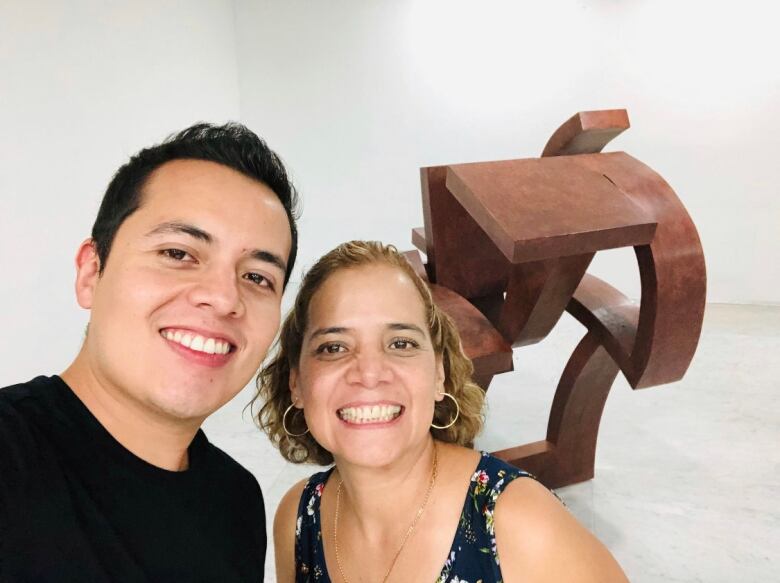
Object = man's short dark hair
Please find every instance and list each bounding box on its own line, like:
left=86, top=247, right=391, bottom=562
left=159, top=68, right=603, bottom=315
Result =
left=91, top=122, right=300, bottom=285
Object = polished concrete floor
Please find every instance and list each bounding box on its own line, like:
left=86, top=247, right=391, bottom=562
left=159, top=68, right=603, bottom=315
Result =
left=203, top=304, right=780, bottom=582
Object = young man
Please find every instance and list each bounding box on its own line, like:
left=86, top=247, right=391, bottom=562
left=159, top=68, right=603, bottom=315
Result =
left=0, top=124, right=299, bottom=581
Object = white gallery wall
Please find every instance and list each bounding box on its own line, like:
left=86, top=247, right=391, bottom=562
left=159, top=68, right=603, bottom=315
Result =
left=234, top=0, right=780, bottom=303
left=0, top=0, right=241, bottom=386
left=1, top=0, right=778, bottom=386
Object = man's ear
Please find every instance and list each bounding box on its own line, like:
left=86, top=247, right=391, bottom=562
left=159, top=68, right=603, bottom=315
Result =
left=74, top=239, right=101, bottom=309
left=289, top=368, right=304, bottom=408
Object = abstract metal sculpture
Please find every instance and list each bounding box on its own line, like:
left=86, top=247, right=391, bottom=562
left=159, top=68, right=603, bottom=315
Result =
left=406, top=109, right=706, bottom=489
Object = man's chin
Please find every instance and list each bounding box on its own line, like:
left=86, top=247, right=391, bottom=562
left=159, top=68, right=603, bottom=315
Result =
left=147, top=391, right=232, bottom=424
left=142, top=372, right=251, bottom=423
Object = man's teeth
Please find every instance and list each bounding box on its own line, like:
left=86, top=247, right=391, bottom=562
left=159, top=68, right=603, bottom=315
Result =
left=161, top=330, right=231, bottom=355
left=338, top=404, right=402, bottom=424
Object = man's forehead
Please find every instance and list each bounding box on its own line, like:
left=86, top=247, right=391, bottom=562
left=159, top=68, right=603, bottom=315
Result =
left=137, top=162, right=288, bottom=228
left=125, top=159, right=291, bottom=260
left=146, top=158, right=252, bottom=186
left=141, top=159, right=280, bottom=207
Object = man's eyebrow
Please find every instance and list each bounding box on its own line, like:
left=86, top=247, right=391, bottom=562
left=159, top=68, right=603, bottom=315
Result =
left=145, top=221, right=287, bottom=274
left=145, top=221, right=211, bottom=242
left=249, top=250, right=287, bottom=275
left=387, top=323, right=426, bottom=335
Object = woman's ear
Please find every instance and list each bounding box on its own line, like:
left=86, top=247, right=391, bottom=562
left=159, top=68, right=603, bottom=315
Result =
left=434, top=355, right=446, bottom=401
left=74, top=239, right=100, bottom=309
left=289, top=368, right=304, bottom=408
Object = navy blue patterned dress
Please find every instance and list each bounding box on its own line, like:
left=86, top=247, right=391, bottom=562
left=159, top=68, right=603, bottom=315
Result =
left=294, top=451, right=536, bottom=583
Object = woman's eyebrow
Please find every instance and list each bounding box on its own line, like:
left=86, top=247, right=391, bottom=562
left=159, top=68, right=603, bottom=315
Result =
left=309, top=326, right=349, bottom=339
left=307, top=323, right=426, bottom=340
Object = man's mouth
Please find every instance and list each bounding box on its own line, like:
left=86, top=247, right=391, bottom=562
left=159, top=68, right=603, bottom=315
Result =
left=337, top=404, right=403, bottom=425
left=160, top=328, right=235, bottom=355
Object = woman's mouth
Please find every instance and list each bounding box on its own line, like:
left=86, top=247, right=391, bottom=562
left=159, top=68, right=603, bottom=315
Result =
left=337, top=404, right=403, bottom=425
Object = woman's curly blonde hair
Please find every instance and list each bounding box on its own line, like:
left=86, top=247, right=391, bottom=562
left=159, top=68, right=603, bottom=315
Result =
left=255, top=240, right=485, bottom=465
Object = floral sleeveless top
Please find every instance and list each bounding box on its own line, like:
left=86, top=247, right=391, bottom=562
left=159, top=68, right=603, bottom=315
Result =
left=294, top=452, right=535, bottom=583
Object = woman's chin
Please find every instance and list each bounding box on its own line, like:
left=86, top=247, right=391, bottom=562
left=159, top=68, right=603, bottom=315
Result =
left=331, top=440, right=406, bottom=470
left=329, top=433, right=433, bottom=471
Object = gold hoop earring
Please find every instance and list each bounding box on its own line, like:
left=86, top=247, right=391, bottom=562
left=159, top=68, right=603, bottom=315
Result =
left=431, top=391, right=460, bottom=430
left=282, top=400, right=309, bottom=437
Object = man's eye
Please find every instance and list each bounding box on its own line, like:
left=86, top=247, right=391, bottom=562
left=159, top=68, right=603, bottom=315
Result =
left=390, top=338, right=419, bottom=350
left=243, top=272, right=274, bottom=289
left=160, top=248, right=192, bottom=262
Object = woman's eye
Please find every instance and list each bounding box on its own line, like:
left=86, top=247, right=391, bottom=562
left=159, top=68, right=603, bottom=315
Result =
left=316, top=343, right=346, bottom=355
left=160, top=248, right=192, bottom=262
left=243, top=272, right=274, bottom=289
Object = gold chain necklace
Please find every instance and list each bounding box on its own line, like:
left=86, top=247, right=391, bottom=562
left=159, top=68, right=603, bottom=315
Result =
left=333, top=442, right=439, bottom=583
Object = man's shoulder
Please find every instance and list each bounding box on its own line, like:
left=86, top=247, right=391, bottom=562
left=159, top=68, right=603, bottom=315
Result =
left=1, top=376, right=66, bottom=435
left=0, top=376, right=58, bottom=426
left=0, top=375, right=61, bottom=407
left=0, top=377, right=64, bottom=482
left=197, top=439, right=265, bottom=521
left=198, top=437, right=262, bottom=497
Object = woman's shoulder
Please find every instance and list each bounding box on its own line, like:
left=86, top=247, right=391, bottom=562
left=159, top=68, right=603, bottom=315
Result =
left=274, top=468, right=334, bottom=530
left=273, top=469, right=336, bottom=583
left=468, top=451, right=537, bottom=499
left=477, top=452, right=564, bottom=536
left=273, top=478, right=307, bottom=537
left=491, top=463, right=629, bottom=582
left=494, top=470, right=563, bottom=521
left=475, top=451, right=535, bottom=478
left=274, top=469, right=333, bottom=529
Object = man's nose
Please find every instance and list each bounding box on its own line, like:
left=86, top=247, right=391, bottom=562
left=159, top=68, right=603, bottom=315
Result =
left=187, top=268, right=244, bottom=317
left=346, top=349, right=393, bottom=388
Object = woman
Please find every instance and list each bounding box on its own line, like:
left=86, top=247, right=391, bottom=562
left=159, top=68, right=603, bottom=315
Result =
left=257, top=241, right=628, bottom=583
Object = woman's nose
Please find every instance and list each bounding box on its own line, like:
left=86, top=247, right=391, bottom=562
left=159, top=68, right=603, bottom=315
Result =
left=346, top=350, right=393, bottom=388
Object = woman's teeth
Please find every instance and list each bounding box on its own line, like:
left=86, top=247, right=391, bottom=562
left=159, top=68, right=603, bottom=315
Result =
left=338, top=404, right=402, bottom=424
left=161, top=330, right=231, bottom=355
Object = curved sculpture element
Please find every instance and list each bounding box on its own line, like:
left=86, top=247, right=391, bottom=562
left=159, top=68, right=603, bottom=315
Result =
left=492, top=332, right=621, bottom=488
left=565, top=152, right=707, bottom=387
left=567, top=274, right=640, bottom=372
left=541, top=109, right=630, bottom=157
left=408, top=109, right=706, bottom=488
left=542, top=116, right=707, bottom=386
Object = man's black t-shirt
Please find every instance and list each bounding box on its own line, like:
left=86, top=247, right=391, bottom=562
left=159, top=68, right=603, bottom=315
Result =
left=0, top=376, right=266, bottom=582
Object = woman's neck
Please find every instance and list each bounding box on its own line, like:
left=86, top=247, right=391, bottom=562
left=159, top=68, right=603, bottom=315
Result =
left=331, top=438, right=439, bottom=541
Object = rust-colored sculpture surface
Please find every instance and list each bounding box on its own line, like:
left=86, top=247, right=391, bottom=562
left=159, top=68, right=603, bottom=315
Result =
left=406, top=109, right=706, bottom=488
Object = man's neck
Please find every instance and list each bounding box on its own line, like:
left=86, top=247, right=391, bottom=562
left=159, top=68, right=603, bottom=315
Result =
left=61, top=353, right=202, bottom=472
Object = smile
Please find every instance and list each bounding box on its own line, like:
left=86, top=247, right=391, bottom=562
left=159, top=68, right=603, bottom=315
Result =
left=160, top=328, right=234, bottom=355
left=337, top=404, right=403, bottom=424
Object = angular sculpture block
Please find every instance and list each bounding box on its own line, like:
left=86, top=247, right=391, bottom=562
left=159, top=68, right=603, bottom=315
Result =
left=445, top=156, right=657, bottom=263
left=408, top=109, right=706, bottom=488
